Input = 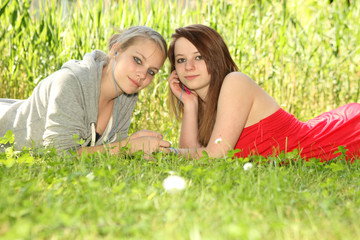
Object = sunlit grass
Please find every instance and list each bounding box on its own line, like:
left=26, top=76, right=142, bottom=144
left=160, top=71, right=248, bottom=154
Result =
left=1, top=0, right=360, bottom=239
left=1, top=148, right=360, bottom=239
left=1, top=0, right=359, bottom=144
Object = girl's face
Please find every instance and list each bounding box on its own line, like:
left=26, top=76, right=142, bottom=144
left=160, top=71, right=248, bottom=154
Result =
left=113, top=39, right=165, bottom=95
left=174, top=37, right=211, bottom=100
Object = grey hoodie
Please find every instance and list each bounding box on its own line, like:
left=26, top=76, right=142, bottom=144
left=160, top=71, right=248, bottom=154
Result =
left=0, top=50, right=138, bottom=152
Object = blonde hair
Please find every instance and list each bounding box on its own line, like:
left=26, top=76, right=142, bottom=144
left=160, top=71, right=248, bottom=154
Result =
left=107, top=26, right=167, bottom=62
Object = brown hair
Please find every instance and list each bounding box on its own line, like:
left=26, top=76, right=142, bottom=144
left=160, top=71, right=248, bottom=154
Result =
left=168, top=24, right=238, bottom=146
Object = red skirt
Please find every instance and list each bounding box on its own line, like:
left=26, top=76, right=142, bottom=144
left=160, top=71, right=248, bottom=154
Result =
left=235, top=103, right=360, bottom=161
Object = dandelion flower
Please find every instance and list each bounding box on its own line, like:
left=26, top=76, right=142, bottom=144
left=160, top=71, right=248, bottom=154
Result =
left=214, top=137, right=222, bottom=144
left=162, top=175, right=186, bottom=192
left=243, top=162, right=253, bottom=171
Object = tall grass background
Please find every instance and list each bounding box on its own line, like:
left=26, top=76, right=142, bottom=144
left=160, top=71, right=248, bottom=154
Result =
left=1, top=0, right=359, bottom=145
left=1, top=1, right=360, bottom=239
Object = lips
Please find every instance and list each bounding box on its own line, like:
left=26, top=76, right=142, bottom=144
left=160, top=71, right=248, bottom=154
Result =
left=129, top=77, right=140, bottom=88
left=184, top=74, right=199, bottom=80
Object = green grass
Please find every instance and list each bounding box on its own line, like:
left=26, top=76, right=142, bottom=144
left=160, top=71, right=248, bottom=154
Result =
left=1, top=0, right=360, bottom=239
left=1, top=149, right=360, bottom=239
left=1, top=0, right=359, bottom=143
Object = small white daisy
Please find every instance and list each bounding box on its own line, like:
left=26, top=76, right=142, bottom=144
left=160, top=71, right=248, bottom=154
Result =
left=243, top=162, right=253, bottom=171
left=162, top=175, right=186, bottom=192
left=13, top=151, right=21, bottom=156
left=86, top=172, right=95, bottom=181
left=214, top=137, right=222, bottom=144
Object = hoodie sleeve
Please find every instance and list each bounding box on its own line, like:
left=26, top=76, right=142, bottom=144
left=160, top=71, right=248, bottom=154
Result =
left=43, top=69, right=88, bottom=152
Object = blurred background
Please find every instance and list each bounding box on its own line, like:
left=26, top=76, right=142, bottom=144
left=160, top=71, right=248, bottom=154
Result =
left=1, top=0, right=359, bottom=145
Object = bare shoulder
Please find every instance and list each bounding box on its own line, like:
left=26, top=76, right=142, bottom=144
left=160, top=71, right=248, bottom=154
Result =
left=221, top=72, right=258, bottom=93
left=219, top=71, right=279, bottom=126
left=218, top=72, right=258, bottom=106
left=224, top=71, right=252, bottom=80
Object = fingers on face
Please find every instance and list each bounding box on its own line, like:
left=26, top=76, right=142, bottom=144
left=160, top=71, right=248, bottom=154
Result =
left=168, top=71, right=179, bottom=82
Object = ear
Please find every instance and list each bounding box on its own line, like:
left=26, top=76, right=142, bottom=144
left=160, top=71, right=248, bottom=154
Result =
left=110, top=43, right=119, bottom=57
left=111, top=42, right=118, bottom=51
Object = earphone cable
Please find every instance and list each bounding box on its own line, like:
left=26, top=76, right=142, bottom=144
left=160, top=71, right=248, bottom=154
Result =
left=108, top=53, right=120, bottom=141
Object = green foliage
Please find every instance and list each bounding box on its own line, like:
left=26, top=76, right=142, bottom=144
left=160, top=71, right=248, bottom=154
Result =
left=0, top=130, right=15, bottom=145
left=1, top=0, right=359, bottom=145
left=0, top=130, right=37, bottom=168
left=72, top=134, right=86, bottom=146
left=1, top=0, right=360, bottom=239
left=0, top=148, right=359, bottom=239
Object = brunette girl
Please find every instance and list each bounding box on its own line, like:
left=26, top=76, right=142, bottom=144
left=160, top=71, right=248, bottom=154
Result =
left=166, top=24, right=360, bottom=161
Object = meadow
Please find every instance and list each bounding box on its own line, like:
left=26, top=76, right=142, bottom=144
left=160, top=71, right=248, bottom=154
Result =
left=1, top=0, right=360, bottom=239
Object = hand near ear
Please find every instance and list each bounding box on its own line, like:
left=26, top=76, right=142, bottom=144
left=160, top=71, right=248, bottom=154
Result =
left=167, top=70, right=198, bottom=105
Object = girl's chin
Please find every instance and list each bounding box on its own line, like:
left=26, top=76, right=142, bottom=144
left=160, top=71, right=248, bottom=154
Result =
left=124, top=88, right=140, bottom=95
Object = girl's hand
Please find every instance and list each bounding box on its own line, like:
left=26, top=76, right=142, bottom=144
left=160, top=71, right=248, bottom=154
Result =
left=130, top=130, right=163, bottom=140
left=127, top=136, right=171, bottom=154
left=168, top=70, right=198, bottom=105
left=79, top=130, right=169, bottom=156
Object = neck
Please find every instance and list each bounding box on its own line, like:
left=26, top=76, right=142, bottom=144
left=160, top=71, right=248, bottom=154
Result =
left=195, top=88, right=208, bottom=102
left=100, top=64, right=123, bottom=102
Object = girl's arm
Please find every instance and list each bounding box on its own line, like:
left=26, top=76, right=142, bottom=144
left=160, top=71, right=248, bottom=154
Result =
left=167, top=72, right=279, bottom=159
left=168, top=70, right=202, bottom=148
left=78, top=130, right=171, bottom=155
left=179, top=96, right=200, bottom=148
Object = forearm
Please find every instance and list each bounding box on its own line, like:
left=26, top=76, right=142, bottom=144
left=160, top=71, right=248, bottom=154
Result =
left=179, top=103, right=201, bottom=148
left=170, top=147, right=202, bottom=159
left=78, top=133, right=170, bottom=155
left=77, top=138, right=128, bottom=155
left=171, top=146, right=228, bottom=160
left=170, top=142, right=236, bottom=161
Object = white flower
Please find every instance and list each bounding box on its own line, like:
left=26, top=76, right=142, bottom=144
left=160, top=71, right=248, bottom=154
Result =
left=243, top=162, right=253, bottom=171
left=13, top=151, right=21, bottom=156
left=86, top=172, right=95, bottom=181
left=162, top=175, right=186, bottom=192
left=214, top=137, right=222, bottom=144
left=168, top=170, right=176, bottom=175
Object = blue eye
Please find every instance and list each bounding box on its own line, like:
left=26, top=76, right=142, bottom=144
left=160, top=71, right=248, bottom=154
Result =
left=147, top=69, right=155, bottom=76
left=134, top=57, right=142, bottom=64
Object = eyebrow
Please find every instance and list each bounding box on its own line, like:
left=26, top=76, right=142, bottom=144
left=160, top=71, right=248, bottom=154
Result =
left=175, top=51, right=200, bottom=58
left=136, top=51, right=147, bottom=60
left=136, top=51, right=160, bottom=72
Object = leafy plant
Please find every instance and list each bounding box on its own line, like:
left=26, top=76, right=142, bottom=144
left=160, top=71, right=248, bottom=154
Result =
left=1, top=1, right=360, bottom=239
